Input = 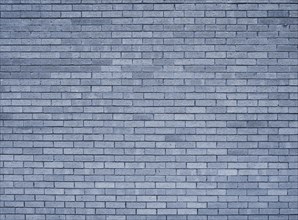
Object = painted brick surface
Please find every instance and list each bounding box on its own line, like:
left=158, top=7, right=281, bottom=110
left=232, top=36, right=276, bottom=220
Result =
left=0, top=0, right=298, bottom=219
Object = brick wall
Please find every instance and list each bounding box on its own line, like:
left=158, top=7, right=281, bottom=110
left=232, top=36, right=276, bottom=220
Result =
left=0, top=0, right=297, bottom=219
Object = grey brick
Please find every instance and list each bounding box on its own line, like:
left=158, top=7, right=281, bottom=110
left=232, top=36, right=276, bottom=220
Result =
left=0, top=1, right=297, bottom=219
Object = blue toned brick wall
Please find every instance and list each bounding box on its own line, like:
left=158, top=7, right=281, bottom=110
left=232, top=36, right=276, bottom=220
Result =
left=0, top=0, right=297, bottom=219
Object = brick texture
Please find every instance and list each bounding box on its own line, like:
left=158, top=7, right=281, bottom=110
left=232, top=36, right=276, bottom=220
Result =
left=0, top=0, right=298, bottom=219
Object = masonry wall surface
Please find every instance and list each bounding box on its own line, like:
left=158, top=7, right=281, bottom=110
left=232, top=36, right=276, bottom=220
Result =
left=0, top=0, right=298, bottom=220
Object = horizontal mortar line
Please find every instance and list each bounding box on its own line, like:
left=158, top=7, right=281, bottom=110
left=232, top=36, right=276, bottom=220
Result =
left=1, top=13, right=296, bottom=15
left=0, top=133, right=291, bottom=135
left=1, top=140, right=294, bottom=142
left=1, top=140, right=295, bottom=143
left=1, top=56, right=294, bottom=58
left=1, top=2, right=297, bottom=4
left=0, top=16, right=296, bottom=19
left=0, top=79, right=295, bottom=81
left=1, top=92, right=295, bottom=94
left=1, top=42, right=296, bottom=44
left=3, top=148, right=293, bottom=150
left=1, top=112, right=296, bottom=114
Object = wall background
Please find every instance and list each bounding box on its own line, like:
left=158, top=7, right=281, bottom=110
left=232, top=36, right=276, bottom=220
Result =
left=0, top=0, right=297, bottom=219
